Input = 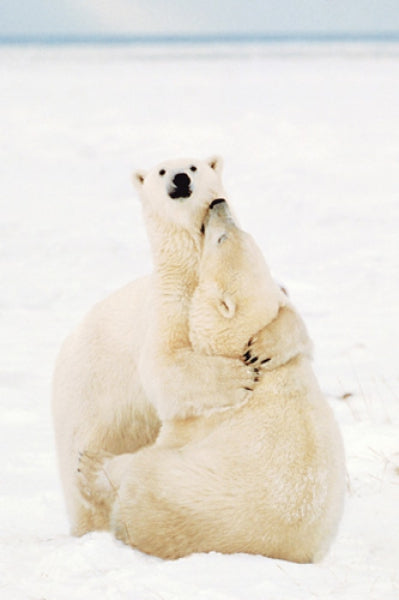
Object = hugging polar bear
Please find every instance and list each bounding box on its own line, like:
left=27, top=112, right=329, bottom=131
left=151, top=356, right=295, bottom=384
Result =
left=78, top=199, right=345, bottom=563
left=52, top=157, right=260, bottom=536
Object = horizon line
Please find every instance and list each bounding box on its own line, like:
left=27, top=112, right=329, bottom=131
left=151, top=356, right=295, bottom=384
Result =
left=1, top=31, right=399, bottom=46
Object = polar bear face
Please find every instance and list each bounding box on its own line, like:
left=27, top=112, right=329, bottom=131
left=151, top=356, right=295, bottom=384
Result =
left=133, top=156, right=225, bottom=233
left=189, top=199, right=283, bottom=357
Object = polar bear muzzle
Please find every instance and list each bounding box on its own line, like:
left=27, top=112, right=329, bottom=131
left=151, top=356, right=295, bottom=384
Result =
left=202, top=198, right=237, bottom=238
left=168, top=172, right=192, bottom=200
left=208, top=198, right=226, bottom=210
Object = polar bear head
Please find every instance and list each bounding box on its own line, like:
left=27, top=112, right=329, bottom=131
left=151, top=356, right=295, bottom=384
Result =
left=189, top=199, right=284, bottom=357
left=133, top=156, right=225, bottom=235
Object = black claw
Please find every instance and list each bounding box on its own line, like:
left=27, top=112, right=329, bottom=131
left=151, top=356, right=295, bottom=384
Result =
left=254, top=377, right=259, bottom=383
left=260, top=358, right=271, bottom=364
left=254, top=367, right=259, bottom=373
left=243, top=350, right=251, bottom=362
left=248, top=356, right=258, bottom=364
left=244, top=387, right=253, bottom=392
left=247, top=337, right=254, bottom=347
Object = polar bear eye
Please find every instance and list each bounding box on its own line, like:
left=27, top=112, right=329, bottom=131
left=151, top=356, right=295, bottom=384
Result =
left=190, top=165, right=197, bottom=172
left=159, top=169, right=166, bottom=176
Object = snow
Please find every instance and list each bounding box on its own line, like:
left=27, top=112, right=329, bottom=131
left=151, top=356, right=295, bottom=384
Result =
left=1, top=43, right=398, bottom=599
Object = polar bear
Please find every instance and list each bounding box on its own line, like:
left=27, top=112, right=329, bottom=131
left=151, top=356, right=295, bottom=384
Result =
left=52, top=157, right=259, bottom=537
left=78, top=199, right=345, bottom=563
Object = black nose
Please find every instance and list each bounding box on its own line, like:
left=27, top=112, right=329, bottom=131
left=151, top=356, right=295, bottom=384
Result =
left=169, top=172, right=192, bottom=199
left=209, top=198, right=226, bottom=210
left=172, top=172, right=191, bottom=188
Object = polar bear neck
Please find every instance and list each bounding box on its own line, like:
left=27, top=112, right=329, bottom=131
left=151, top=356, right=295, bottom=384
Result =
left=143, top=212, right=203, bottom=353
left=146, top=212, right=202, bottom=296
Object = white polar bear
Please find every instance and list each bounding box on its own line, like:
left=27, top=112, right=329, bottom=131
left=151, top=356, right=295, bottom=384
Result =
left=52, top=157, right=258, bottom=536
left=78, top=199, right=345, bottom=563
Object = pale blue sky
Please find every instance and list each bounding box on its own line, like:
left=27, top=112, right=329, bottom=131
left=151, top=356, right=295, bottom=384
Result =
left=0, top=0, right=398, bottom=36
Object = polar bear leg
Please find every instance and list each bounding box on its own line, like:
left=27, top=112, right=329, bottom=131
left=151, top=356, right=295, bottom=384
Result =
left=62, top=454, right=111, bottom=536
left=139, top=344, right=266, bottom=421
left=104, top=444, right=276, bottom=560
left=107, top=446, right=235, bottom=558
left=52, top=277, right=161, bottom=535
left=78, top=442, right=324, bottom=562
left=61, top=413, right=159, bottom=536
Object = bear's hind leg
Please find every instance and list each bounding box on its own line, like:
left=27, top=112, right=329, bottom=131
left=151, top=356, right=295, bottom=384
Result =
left=108, top=445, right=242, bottom=559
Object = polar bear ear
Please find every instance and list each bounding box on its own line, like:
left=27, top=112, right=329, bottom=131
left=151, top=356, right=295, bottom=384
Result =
left=207, top=155, right=223, bottom=174
left=218, top=292, right=236, bottom=319
left=132, top=170, right=146, bottom=189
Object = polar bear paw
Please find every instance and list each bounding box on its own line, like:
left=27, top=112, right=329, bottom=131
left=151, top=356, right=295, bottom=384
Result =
left=242, top=338, right=272, bottom=377
left=243, top=304, right=311, bottom=371
left=77, top=450, right=118, bottom=508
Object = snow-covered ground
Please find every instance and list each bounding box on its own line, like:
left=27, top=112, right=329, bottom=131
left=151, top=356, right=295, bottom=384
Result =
left=0, top=43, right=398, bottom=599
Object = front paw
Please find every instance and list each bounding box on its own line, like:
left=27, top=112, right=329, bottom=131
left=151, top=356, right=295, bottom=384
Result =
left=237, top=355, right=266, bottom=392
left=242, top=337, right=272, bottom=377
left=77, top=450, right=117, bottom=506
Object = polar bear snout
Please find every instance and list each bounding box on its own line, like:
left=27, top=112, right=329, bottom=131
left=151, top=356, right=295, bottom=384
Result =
left=203, top=198, right=237, bottom=238
left=209, top=198, right=227, bottom=211
left=168, top=172, right=192, bottom=200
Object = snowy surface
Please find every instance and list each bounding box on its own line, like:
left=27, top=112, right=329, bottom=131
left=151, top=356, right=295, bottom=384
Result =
left=0, top=43, right=398, bottom=599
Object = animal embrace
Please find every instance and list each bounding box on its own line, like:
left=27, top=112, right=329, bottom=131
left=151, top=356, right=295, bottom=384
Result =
left=52, top=156, right=345, bottom=562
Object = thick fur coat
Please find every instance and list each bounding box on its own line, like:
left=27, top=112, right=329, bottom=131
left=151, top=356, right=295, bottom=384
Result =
left=78, top=200, right=345, bottom=563
left=52, top=157, right=257, bottom=535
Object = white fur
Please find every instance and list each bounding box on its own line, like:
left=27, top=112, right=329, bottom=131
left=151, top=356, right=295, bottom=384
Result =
left=78, top=201, right=345, bottom=562
left=52, top=156, right=255, bottom=535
